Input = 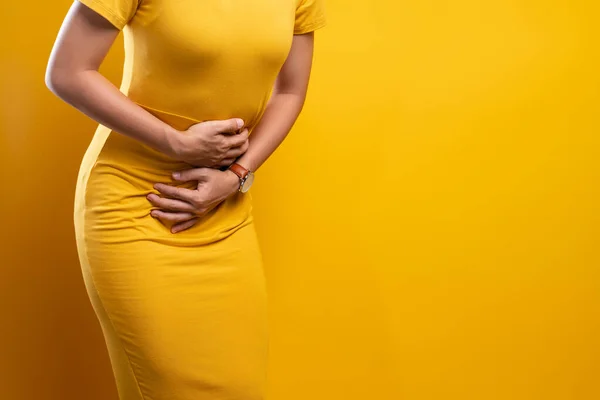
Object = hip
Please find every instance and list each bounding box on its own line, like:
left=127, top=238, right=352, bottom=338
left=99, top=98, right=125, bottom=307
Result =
left=74, top=125, right=253, bottom=248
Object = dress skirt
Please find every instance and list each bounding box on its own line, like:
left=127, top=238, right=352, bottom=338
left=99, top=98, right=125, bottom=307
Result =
left=74, top=121, right=269, bottom=400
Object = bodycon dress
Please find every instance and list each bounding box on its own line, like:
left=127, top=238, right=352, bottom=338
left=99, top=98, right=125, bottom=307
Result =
left=72, top=0, right=326, bottom=399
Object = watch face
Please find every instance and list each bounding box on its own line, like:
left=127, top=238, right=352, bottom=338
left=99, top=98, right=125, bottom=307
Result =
left=240, top=171, right=254, bottom=193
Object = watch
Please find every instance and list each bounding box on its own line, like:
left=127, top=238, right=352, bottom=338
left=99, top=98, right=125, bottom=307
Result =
left=228, top=163, right=255, bottom=193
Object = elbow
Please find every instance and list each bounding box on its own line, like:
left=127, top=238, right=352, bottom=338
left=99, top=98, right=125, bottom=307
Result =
left=45, top=63, right=76, bottom=99
left=45, top=65, right=66, bottom=96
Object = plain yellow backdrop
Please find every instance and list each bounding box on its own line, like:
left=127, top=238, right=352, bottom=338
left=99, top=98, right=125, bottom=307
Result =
left=1, top=0, right=599, bottom=399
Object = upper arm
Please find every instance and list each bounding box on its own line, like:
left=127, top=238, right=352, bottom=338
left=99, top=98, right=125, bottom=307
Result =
left=273, top=33, right=316, bottom=97
left=274, top=0, right=327, bottom=95
left=45, top=0, right=138, bottom=86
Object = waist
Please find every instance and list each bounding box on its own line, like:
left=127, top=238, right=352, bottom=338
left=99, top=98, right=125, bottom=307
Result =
left=76, top=125, right=253, bottom=247
left=129, top=94, right=269, bottom=131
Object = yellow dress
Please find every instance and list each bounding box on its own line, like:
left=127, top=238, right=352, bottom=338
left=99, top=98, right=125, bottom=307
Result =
left=73, top=0, right=326, bottom=399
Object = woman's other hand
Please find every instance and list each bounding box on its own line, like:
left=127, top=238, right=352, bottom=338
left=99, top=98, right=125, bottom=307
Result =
left=147, top=168, right=240, bottom=233
left=167, top=118, right=249, bottom=168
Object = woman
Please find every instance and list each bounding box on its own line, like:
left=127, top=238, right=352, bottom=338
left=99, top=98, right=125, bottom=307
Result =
left=45, top=0, right=326, bottom=398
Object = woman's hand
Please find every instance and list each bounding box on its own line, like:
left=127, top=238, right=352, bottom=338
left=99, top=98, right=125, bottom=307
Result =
left=166, top=118, right=250, bottom=168
left=147, top=168, right=241, bottom=233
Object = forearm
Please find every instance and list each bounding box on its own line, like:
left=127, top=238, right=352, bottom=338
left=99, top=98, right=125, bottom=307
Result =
left=235, top=92, right=305, bottom=172
left=46, top=69, right=178, bottom=155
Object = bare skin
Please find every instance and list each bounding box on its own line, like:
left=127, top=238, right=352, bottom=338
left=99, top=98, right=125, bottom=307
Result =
left=47, top=1, right=317, bottom=233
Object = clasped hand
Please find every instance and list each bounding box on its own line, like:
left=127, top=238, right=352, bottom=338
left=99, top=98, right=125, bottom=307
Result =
left=147, top=118, right=247, bottom=233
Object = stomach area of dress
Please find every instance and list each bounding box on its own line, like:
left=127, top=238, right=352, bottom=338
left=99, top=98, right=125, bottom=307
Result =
left=76, top=109, right=253, bottom=248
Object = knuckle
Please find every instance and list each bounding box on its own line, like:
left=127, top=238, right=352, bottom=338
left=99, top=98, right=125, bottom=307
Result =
left=191, top=121, right=207, bottom=132
left=167, top=214, right=178, bottom=222
left=191, top=193, right=203, bottom=207
left=201, top=120, right=214, bottom=129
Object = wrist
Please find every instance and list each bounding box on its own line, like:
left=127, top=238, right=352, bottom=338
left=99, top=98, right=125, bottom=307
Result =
left=224, top=168, right=241, bottom=193
left=162, top=126, right=186, bottom=158
left=228, top=162, right=255, bottom=193
left=233, top=158, right=254, bottom=174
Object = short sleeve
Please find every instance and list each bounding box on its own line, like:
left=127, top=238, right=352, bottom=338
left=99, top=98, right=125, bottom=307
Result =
left=77, top=0, right=140, bottom=30
left=294, top=0, right=327, bottom=35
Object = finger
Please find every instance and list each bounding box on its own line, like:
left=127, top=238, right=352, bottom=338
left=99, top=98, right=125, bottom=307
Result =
left=154, top=183, right=198, bottom=203
left=223, top=140, right=249, bottom=161
left=171, top=168, right=209, bottom=182
left=220, top=149, right=243, bottom=165
left=225, top=129, right=249, bottom=148
left=219, top=158, right=237, bottom=167
left=150, top=210, right=195, bottom=223
left=206, top=118, right=244, bottom=134
left=172, top=217, right=199, bottom=234
left=227, top=141, right=249, bottom=158
left=147, top=193, right=195, bottom=212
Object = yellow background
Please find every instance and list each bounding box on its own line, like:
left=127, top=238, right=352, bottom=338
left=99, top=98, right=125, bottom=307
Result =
left=1, top=0, right=598, bottom=399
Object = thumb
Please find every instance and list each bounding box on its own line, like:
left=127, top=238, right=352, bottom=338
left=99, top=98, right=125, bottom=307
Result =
left=173, top=168, right=210, bottom=182
left=210, top=118, right=245, bottom=134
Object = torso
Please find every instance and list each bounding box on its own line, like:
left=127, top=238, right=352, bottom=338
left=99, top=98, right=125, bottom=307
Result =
left=122, top=0, right=297, bottom=128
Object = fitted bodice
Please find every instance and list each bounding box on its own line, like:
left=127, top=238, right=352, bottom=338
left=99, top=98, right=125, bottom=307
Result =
left=120, top=0, right=297, bottom=129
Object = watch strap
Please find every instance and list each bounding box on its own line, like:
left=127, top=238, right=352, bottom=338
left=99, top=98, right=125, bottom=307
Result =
left=229, top=163, right=249, bottom=180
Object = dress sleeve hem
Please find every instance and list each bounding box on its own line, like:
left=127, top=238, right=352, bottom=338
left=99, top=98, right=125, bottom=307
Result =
left=294, top=17, right=327, bottom=35
left=77, top=0, right=128, bottom=30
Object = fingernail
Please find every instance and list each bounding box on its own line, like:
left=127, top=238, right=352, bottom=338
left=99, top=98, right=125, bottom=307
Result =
left=173, top=172, right=180, bottom=179
left=236, top=118, right=244, bottom=129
